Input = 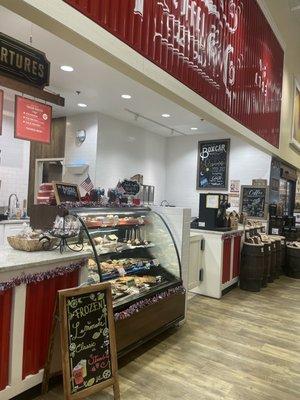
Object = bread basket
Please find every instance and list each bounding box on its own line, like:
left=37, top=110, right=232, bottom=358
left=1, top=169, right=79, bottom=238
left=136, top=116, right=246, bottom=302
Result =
left=7, top=236, right=57, bottom=252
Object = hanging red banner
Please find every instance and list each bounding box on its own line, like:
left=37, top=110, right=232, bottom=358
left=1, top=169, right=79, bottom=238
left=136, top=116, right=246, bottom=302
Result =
left=0, top=89, right=3, bottom=135
left=14, top=96, right=52, bottom=144
left=64, top=0, right=283, bottom=148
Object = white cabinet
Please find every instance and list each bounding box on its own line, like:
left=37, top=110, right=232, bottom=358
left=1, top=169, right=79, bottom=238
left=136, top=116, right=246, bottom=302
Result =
left=188, top=233, right=203, bottom=290
left=189, top=229, right=243, bottom=299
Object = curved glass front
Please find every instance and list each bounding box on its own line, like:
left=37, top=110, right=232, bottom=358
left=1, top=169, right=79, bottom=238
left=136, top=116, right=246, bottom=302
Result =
left=72, top=207, right=182, bottom=307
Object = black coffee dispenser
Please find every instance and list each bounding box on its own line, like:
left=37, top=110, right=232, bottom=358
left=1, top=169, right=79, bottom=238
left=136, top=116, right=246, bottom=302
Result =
left=191, top=193, right=231, bottom=231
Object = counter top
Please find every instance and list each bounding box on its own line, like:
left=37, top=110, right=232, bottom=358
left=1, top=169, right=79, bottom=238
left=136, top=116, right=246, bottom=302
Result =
left=0, top=219, right=30, bottom=225
left=0, top=247, right=92, bottom=274
left=190, top=227, right=244, bottom=236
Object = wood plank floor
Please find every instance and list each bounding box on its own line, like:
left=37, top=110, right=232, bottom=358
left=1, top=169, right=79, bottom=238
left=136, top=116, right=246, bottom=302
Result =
left=37, top=276, right=300, bottom=400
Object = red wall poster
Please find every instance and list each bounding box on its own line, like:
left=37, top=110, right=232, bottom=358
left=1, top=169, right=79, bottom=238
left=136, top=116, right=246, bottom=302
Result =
left=0, top=89, right=3, bottom=135
left=14, top=96, right=52, bottom=143
left=64, top=0, right=284, bottom=148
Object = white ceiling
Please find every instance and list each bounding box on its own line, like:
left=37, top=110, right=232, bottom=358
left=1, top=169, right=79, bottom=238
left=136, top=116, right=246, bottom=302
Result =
left=0, top=6, right=225, bottom=138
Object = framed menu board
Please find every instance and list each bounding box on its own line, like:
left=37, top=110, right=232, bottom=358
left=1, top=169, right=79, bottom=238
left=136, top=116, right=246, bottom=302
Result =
left=59, top=283, right=120, bottom=400
left=240, top=185, right=268, bottom=219
left=197, top=139, right=230, bottom=190
left=53, top=182, right=81, bottom=205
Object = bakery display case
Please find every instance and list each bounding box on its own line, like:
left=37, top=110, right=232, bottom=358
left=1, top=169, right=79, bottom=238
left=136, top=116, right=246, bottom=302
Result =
left=69, top=206, right=185, bottom=355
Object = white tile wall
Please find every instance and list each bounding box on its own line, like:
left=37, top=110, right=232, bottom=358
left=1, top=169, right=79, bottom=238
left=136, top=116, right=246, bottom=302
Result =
left=96, top=113, right=167, bottom=204
left=64, top=113, right=98, bottom=195
left=0, top=113, right=30, bottom=208
left=165, top=133, right=272, bottom=216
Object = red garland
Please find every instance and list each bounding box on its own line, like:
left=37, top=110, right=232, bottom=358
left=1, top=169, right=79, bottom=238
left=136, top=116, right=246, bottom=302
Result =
left=0, top=259, right=86, bottom=292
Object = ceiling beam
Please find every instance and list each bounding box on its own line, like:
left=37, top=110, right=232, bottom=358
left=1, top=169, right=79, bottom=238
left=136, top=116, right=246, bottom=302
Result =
left=0, top=75, right=65, bottom=106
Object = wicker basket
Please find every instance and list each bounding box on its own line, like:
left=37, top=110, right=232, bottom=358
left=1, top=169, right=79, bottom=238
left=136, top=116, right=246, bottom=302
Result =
left=7, top=236, right=57, bottom=252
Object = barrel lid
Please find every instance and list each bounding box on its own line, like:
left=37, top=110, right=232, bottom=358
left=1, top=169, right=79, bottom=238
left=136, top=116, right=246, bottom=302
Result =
left=268, top=235, right=283, bottom=241
left=286, top=243, right=300, bottom=249
left=243, top=242, right=264, bottom=247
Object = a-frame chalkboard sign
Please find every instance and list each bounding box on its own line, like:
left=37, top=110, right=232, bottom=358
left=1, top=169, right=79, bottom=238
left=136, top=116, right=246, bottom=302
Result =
left=59, top=283, right=120, bottom=399
left=42, top=283, right=120, bottom=400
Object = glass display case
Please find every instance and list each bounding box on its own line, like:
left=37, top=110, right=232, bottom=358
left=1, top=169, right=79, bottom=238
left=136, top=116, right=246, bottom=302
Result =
left=70, top=207, right=183, bottom=312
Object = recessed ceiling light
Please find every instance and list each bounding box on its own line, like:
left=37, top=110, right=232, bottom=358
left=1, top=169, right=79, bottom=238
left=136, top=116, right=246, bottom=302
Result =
left=121, top=94, right=132, bottom=99
left=78, top=103, right=87, bottom=108
left=161, top=113, right=170, bottom=118
left=190, top=127, right=198, bottom=131
left=60, top=65, right=74, bottom=72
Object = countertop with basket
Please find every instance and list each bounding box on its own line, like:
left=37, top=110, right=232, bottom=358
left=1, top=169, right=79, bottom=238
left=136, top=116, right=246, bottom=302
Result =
left=0, top=246, right=92, bottom=273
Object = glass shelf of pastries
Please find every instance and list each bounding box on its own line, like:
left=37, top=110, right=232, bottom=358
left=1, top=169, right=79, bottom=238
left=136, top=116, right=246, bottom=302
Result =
left=71, top=207, right=182, bottom=309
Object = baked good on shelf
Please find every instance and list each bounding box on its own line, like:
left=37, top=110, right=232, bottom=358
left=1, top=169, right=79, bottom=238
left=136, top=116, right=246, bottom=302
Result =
left=88, top=258, right=97, bottom=270
left=135, top=275, right=157, bottom=284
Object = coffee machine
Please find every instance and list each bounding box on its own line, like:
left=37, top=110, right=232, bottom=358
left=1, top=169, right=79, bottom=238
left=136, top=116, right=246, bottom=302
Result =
left=191, top=193, right=231, bottom=231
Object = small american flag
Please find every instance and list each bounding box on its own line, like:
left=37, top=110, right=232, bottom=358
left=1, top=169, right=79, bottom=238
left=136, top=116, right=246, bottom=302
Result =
left=80, top=175, right=94, bottom=193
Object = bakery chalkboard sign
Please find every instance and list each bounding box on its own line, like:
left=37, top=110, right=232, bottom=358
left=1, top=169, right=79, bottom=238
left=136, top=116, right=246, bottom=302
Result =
left=59, top=283, right=120, bottom=399
left=240, top=185, right=268, bottom=220
left=119, top=179, right=140, bottom=196
left=53, top=182, right=81, bottom=205
left=197, top=139, right=230, bottom=190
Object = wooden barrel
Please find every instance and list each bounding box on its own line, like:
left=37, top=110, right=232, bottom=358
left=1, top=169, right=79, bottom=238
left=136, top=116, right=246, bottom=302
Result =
left=262, top=242, right=271, bottom=287
left=269, top=236, right=282, bottom=279
left=268, top=240, right=277, bottom=282
left=269, top=235, right=286, bottom=275
left=240, top=243, right=264, bottom=292
left=286, top=245, right=300, bottom=278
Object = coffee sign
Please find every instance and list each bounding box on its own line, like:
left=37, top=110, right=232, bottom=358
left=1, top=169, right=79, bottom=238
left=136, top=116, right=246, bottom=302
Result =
left=0, top=33, right=50, bottom=88
left=240, top=186, right=268, bottom=219
left=197, top=139, right=230, bottom=190
left=59, top=284, right=120, bottom=399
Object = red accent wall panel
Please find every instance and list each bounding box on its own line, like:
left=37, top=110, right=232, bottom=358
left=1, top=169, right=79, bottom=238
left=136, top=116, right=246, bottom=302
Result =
left=64, top=0, right=284, bottom=147
left=222, top=238, right=231, bottom=284
left=22, top=270, right=78, bottom=379
left=0, top=289, right=12, bottom=391
left=232, top=235, right=242, bottom=278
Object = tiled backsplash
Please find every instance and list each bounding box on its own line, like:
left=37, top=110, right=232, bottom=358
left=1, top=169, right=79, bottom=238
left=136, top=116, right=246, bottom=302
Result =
left=0, top=114, right=30, bottom=208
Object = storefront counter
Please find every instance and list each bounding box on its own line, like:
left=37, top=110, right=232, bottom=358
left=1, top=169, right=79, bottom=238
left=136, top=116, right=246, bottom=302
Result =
left=0, top=247, right=90, bottom=400
left=189, top=228, right=243, bottom=299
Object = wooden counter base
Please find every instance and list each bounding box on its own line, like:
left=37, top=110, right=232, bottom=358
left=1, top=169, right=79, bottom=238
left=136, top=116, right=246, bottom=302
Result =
left=116, top=292, right=186, bottom=356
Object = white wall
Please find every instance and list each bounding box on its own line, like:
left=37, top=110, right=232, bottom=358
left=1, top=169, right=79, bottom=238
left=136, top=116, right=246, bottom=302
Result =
left=64, top=112, right=272, bottom=214
left=96, top=113, right=167, bottom=204
left=0, top=111, right=30, bottom=208
left=165, top=133, right=272, bottom=217
left=64, top=112, right=98, bottom=195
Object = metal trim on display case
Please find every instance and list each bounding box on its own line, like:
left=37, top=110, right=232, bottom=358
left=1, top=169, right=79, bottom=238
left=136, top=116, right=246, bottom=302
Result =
left=152, top=211, right=183, bottom=280
left=69, top=207, right=151, bottom=216
left=75, top=215, right=103, bottom=281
